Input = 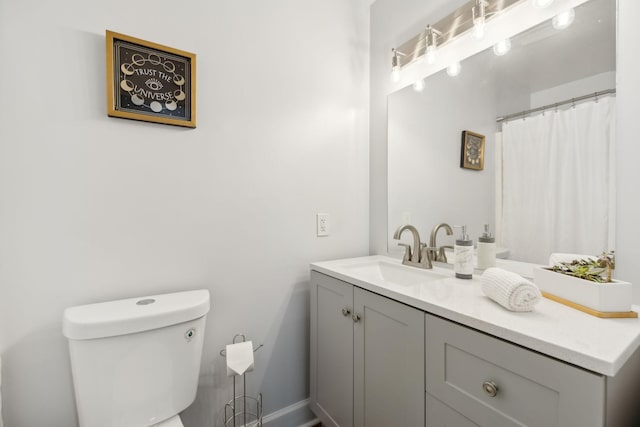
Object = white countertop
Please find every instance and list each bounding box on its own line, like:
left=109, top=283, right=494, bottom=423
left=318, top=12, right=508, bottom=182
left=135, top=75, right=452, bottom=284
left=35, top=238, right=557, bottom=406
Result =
left=311, top=255, right=640, bottom=377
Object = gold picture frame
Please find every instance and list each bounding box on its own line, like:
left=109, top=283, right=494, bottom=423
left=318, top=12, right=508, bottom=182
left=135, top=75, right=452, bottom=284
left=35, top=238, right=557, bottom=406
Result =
left=106, top=30, right=196, bottom=128
left=460, top=130, right=485, bottom=170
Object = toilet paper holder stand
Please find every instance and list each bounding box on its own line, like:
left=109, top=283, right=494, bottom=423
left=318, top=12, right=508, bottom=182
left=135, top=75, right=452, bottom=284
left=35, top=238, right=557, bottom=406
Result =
left=220, top=334, right=264, bottom=427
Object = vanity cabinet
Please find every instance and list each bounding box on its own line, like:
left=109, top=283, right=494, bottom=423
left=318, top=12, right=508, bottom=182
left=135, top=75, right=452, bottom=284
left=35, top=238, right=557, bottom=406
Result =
left=310, top=271, right=425, bottom=427
left=425, top=313, right=605, bottom=427
left=426, top=393, right=479, bottom=427
left=311, top=256, right=640, bottom=427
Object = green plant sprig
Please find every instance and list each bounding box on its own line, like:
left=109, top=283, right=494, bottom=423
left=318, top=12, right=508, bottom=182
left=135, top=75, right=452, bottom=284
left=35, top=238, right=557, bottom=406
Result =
left=549, top=251, right=616, bottom=284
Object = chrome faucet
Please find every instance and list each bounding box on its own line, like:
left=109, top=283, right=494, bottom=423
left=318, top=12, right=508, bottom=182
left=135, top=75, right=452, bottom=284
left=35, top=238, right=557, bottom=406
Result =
left=393, top=224, right=435, bottom=269
left=429, top=223, right=454, bottom=263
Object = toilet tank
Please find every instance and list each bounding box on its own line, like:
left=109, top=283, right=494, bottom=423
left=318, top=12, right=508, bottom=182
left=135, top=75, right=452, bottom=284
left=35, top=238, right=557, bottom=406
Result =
left=63, top=290, right=210, bottom=427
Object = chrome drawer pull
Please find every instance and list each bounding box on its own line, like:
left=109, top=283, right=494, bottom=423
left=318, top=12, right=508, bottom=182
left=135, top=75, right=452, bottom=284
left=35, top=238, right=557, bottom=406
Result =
left=352, top=313, right=361, bottom=323
left=482, top=381, right=499, bottom=397
left=342, top=307, right=352, bottom=317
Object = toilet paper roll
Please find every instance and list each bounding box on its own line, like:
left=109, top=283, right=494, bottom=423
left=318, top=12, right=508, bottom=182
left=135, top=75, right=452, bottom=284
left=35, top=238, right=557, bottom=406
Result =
left=153, top=415, right=183, bottom=427
left=226, top=341, right=254, bottom=377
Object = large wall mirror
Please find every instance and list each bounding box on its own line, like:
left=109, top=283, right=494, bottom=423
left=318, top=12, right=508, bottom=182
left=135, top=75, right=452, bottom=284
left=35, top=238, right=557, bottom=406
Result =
left=388, top=0, right=615, bottom=265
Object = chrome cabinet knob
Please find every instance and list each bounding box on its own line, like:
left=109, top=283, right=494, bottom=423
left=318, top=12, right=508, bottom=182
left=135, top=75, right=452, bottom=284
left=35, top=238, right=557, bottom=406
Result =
left=352, top=313, right=361, bottom=323
left=482, top=381, right=499, bottom=397
left=342, top=307, right=351, bottom=317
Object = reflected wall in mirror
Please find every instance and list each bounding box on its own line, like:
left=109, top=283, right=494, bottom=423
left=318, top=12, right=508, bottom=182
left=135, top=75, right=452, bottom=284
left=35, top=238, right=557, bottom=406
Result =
left=388, top=0, right=615, bottom=265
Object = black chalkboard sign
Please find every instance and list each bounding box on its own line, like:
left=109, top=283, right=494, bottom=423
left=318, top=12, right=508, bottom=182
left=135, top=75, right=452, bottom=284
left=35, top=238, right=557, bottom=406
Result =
left=106, top=30, right=196, bottom=128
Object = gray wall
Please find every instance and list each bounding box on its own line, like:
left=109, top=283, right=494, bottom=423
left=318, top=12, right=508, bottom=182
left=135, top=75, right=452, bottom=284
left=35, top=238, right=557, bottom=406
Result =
left=0, top=1, right=370, bottom=426
left=371, top=0, right=640, bottom=303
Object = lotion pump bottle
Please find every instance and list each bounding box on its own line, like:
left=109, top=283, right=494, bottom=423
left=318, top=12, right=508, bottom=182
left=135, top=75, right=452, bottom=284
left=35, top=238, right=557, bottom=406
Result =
left=454, top=225, right=474, bottom=279
left=477, top=224, right=496, bottom=270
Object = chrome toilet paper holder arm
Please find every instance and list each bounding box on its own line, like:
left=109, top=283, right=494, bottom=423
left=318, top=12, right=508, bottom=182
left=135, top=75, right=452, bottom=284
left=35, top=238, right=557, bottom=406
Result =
left=219, top=333, right=264, bottom=358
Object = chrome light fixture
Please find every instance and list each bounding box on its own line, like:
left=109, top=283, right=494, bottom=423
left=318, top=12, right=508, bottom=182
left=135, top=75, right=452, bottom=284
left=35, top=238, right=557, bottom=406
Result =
left=552, top=8, right=576, bottom=30
left=391, top=48, right=401, bottom=82
left=425, top=25, right=441, bottom=64
left=472, top=0, right=489, bottom=39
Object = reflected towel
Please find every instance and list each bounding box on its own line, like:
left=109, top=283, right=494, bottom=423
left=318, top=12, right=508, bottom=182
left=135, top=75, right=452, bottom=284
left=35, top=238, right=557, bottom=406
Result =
left=548, top=253, right=597, bottom=266
left=481, top=268, right=541, bottom=312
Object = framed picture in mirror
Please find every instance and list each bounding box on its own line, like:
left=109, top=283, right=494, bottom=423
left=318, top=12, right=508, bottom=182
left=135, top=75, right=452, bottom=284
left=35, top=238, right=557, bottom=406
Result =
left=460, top=130, right=485, bottom=170
left=106, top=30, right=197, bottom=128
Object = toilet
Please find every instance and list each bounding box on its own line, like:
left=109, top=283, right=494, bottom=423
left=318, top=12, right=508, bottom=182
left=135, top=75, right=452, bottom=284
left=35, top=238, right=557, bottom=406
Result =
left=62, top=289, right=210, bottom=427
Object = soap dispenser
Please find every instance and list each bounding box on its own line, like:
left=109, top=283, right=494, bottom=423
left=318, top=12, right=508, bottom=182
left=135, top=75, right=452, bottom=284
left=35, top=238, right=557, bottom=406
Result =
left=454, top=225, right=474, bottom=279
left=477, top=224, right=496, bottom=269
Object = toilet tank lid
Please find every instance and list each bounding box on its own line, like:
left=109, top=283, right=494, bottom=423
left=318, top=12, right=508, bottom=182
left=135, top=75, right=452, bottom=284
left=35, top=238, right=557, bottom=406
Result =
left=63, top=289, right=210, bottom=340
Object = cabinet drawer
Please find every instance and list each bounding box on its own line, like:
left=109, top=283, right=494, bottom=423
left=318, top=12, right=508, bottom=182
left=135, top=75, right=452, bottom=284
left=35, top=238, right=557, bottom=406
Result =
left=425, top=314, right=605, bottom=427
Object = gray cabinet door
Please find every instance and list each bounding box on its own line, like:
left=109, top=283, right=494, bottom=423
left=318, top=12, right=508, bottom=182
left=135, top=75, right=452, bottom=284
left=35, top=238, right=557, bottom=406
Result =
left=310, top=271, right=354, bottom=427
left=353, top=287, right=425, bottom=427
left=426, top=393, right=479, bottom=427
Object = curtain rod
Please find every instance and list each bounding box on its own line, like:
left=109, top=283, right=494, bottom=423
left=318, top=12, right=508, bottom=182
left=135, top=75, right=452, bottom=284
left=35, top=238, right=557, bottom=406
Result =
left=496, top=89, right=616, bottom=123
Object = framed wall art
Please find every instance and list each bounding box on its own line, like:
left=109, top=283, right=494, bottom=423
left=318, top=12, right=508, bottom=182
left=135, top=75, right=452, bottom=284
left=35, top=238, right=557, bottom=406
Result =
left=106, top=30, right=196, bottom=128
left=460, top=130, right=485, bottom=170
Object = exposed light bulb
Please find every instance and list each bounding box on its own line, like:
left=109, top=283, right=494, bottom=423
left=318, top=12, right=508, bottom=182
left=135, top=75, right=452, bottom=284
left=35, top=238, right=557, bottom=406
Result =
left=424, top=25, right=439, bottom=65
left=426, top=46, right=437, bottom=64
left=413, top=78, right=425, bottom=92
left=447, top=62, right=462, bottom=77
left=472, top=0, right=487, bottom=40
left=552, top=8, right=575, bottom=30
left=391, top=69, right=400, bottom=83
left=532, top=0, right=554, bottom=8
left=473, top=20, right=486, bottom=39
left=493, top=38, right=511, bottom=56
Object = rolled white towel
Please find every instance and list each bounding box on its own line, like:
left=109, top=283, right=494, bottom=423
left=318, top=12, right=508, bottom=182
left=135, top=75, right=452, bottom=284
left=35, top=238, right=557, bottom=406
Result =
left=548, top=253, right=596, bottom=267
left=481, top=267, right=541, bottom=312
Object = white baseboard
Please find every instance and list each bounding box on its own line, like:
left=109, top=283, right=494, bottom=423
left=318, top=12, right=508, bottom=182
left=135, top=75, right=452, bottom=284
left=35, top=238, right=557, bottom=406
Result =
left=262, top=398, right=318, bottom=427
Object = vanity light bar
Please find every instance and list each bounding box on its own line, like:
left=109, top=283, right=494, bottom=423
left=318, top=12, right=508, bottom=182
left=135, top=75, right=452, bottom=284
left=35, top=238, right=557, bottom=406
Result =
left=393, top=0, right=522, bottom=69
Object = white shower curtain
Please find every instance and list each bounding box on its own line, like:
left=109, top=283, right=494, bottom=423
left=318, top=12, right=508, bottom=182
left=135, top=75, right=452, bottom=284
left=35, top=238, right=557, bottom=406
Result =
left=500, top=97, right=616, bottom=265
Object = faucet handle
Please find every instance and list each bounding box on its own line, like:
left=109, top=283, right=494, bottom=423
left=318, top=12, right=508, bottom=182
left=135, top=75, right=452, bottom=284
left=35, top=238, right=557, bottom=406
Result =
left=420, top=244, right=437, bottom=268
left=397, top=243, right=412, bottom=262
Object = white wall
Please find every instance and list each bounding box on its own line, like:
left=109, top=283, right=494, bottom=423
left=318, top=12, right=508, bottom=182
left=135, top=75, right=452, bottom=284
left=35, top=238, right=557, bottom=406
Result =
left=530, top=71, right=616, bottom=107
left=371, top=0, right=640, bottom=303
left=0, top=1, right=370, bottom=426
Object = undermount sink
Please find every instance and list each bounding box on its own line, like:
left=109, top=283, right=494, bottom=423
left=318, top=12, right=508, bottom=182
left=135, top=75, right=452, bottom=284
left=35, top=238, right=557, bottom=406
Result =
left=341, top=259, right=448, bottom=287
